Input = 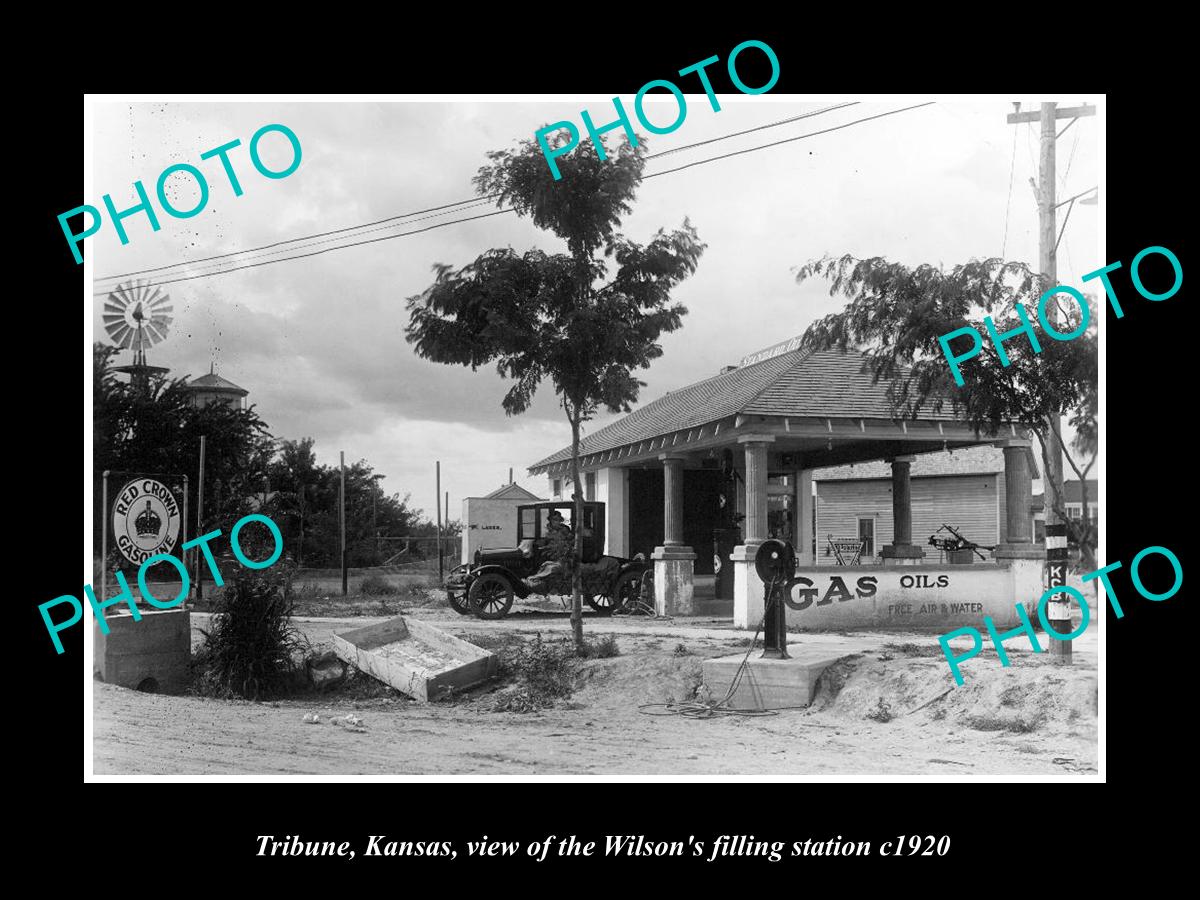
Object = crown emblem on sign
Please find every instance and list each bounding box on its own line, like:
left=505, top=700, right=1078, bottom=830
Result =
left=135, top=500, right=162, bottom=538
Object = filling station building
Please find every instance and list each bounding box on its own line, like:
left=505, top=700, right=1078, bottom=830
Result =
left=528, top=341, right=1044, bottom=630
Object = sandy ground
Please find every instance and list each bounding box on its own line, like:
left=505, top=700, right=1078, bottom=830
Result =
left=92, top=601, right=1099, bottom=777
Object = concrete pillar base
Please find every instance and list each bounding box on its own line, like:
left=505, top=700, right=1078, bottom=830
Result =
left=731, top=542, right=766, bottom=628
left=881, top=544, right=926, bottom=563
left=95, top=609, right=191, bottom=693
left=1000, top=556, right=1046, bottom=620
left=652, top=547, right=696, bottom=617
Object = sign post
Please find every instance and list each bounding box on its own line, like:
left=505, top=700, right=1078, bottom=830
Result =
left=101, top=471, right=110, bottom=603
left=195, top=435, right=205, bottom=600
left=1045, top=522, right=1070, bottom=662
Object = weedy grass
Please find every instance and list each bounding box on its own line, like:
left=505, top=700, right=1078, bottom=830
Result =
left=191, top=560, right=309, bottom=701
left=359, top=574, right=401, bottom=596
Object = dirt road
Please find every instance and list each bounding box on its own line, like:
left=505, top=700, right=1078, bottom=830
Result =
left=92, top=607, right=1098, bottom=777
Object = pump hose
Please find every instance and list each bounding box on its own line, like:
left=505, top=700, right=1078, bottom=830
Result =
left=639, top=574, right=796, bottom=718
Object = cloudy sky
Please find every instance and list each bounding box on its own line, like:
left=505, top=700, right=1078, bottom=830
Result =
left=89, top=97, right=1099, bottom=519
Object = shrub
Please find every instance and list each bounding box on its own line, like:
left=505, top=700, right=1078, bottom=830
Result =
left=191, top=559, right=309, bottom=700
left=360, top=574, right=400, bottom=596
left=866, top=698, right=894, bottom=723
left=580, top=634, right=620, bottom=659
left=493, top=634, right=579, bottom=713
left=403, top=582, right=434, bottom=604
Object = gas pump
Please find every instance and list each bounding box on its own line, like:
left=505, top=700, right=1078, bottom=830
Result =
left=755, top=538, right=795, bottom=659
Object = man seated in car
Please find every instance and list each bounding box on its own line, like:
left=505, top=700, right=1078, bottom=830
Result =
left=525, top=509, right=575, bottom=593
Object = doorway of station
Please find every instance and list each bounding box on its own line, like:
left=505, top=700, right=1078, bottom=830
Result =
left=767, top=472, right=796, bottom=544
left=627, top=468, right=723, bottom=574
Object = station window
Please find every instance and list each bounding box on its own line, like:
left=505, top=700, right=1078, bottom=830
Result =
left=552, top=478, right=562, bottom=499
left=585, top=472, right=596, bottom=501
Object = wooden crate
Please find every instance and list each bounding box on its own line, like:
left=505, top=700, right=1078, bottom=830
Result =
left=332, top=615, right=497, bottom=702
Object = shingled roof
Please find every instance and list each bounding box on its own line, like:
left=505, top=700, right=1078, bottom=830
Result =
left=185, top=371, right=248, bottom=395
left=530, top=348, right=961, bottom=469
left=813, top=444, right=1040, bottom=481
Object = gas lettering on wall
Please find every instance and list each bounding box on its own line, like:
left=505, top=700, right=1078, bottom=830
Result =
left=786, top=576, right=877, bottom=611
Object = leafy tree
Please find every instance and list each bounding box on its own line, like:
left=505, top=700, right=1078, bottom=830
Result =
left=794, top=256, right=1097, bottom=568
left=94, top=346, right=441, bottom=576
left=406, top=132, right=706, bottom=649
left=265, top=438, right=319, bottom=565
left=92, top=343, right=275, bottom=572
left=264, top=442, right=428, bottom=567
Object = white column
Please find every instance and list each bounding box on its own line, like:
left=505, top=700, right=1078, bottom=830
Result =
left=796, top=468, right=814, bottom=566
left=598, top=467, right=628, bottom=558
left=732, top=434, right=775, bottom=627
left=653, top=455, right=695, bottom=616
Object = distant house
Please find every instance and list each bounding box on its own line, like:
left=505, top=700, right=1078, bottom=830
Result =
left=461, top=482, right=545, bottom=563
left=550, top=471, right=600, bottom=502
left=1033, top=479, right=1098, bottom=544
left=812, top=445, right=1040, bottom=565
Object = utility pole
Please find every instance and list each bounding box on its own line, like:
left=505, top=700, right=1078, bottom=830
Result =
left=436, top=461, right=443, bottom=582
left=1006, top=100, right=1095, bottom=663
left=340, top=450, right=347, bottom=596
left=196, top=436, right=206, bottom=601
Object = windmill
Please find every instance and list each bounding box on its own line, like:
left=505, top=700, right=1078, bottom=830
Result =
left=104, top=279, right=173, bottom=390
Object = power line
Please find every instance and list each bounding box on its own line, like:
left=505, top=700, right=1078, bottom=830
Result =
left=93, top=208, right=517, bottom=294
left=1000, top=118, right=1018, bottom=258
left=95, top=103, right=860, bottom=285
left=649, top=101, right=859, bottom=158
left=115, top=106, right=862, bottom=281
left=95, top=193, right=488, bottom=282
left=91, top=102, right=936, bottom=296
left=642, top=102, right=935, bottom=180
left=139, top=198, right=500, bottom=280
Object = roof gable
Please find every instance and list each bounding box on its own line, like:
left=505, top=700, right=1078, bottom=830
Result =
left=187, top=372, right=247, bottom=393
left=482, top=483, right=543, bottom=501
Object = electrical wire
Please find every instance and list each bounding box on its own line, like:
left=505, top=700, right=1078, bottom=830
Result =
left=130, top=197, right=500, bottom=280
left=1000, top=118, right=1018, bottom=259
left=91, top=102, right=936, bottom=297
left=92, top=207, right=517, bottom=293
left=648, top=101, right=859, bottom=159
left=642, top=102, right=935, bottom=181
left=94, top=102, right=860, bottom=286
left=94, top=192, right=490, bottom=282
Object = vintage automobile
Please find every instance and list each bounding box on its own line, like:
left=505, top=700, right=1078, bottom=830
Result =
left=444, top=501, right=649, bottom=619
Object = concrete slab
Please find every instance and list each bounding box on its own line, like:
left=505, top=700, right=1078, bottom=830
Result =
left=702, top=646, right=850, bottom=710
left=333, top=615, right=497, bottom=702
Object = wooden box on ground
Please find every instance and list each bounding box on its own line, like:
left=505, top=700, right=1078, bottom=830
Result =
left=332, top=615, right=497, bottom=701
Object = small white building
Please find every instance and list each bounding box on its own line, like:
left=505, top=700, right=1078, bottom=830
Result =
left=461, top=483, right=545, bottom=563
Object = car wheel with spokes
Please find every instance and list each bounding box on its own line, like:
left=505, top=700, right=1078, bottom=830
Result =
left=468, top=573, right=515, bottom=620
